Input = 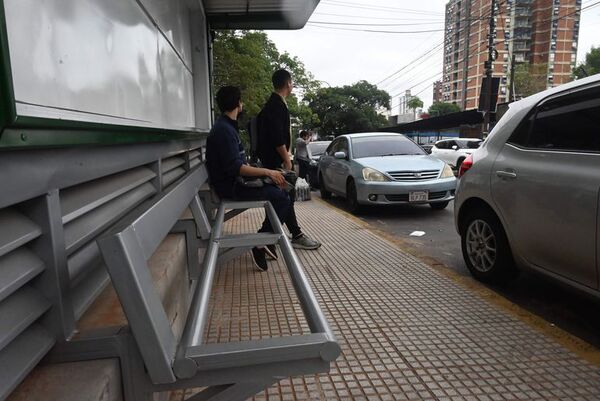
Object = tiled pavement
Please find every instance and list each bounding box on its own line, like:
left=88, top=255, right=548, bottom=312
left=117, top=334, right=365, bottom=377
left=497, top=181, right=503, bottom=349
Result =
left=175, top=200, right=600, bottom=401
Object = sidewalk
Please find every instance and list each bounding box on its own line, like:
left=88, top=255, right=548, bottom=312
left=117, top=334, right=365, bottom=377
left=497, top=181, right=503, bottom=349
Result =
left=175, top=199, right=600, bottom=401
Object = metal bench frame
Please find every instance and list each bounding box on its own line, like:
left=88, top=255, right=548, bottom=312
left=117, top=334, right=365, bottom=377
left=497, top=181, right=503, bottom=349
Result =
left=87, top=165, right=340, bottom=401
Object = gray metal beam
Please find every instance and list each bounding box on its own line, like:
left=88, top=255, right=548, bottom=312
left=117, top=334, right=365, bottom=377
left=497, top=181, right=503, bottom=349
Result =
left=217, top=233, right=281, bottom=248
left=185, top=333, right=335, bottom=371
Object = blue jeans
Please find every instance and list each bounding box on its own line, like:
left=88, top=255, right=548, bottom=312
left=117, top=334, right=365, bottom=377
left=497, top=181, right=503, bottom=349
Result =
left=233, top=183, right=292, bottom=234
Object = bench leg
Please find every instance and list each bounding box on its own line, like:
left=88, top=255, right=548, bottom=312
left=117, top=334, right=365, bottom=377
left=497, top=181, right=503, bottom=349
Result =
left=185, top=380, right=276, bottom=401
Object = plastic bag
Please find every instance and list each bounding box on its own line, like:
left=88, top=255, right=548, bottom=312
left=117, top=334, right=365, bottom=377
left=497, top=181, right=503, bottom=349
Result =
left=295, top=178, right=311, bottom=201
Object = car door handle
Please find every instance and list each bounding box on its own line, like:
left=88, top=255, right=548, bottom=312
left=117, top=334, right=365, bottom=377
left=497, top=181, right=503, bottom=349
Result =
left=496, top=170, right=517, bottom=179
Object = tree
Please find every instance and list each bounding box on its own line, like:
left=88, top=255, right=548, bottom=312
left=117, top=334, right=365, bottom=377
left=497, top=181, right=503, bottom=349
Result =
left=306, top=81, right=391, bottom=136
left=428, top=102, right=461, bottom=117
left=407, top=96, right=424, bottom=111
left=513, top=63, right=548, bottom=98
left=212, top=30, right=319, bottom=139
left=573, top=46, right=600, bottom=79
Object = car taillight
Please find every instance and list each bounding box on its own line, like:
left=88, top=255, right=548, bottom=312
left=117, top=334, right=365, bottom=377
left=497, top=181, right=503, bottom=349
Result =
left=458, top=154, right=473, bottom=178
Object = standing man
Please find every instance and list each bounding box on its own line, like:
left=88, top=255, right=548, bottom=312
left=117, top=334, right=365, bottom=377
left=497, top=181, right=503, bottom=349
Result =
left=258, top=69, right=321, bottom=250
left=295, top=130, right=312, bottom=180
left=206, top=86, right=289, bottom=271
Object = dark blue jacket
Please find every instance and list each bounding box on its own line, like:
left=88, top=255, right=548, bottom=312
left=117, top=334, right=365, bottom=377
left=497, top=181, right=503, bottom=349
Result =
left=206, top=116, right=245, bottom=198
left=257, top=93, right=290, bottom=169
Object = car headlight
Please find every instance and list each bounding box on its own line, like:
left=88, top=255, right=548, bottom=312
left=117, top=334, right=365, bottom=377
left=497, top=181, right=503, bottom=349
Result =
left=440, top=164, right=454, bottom=178
left=362, top=167, right=389, bottom=182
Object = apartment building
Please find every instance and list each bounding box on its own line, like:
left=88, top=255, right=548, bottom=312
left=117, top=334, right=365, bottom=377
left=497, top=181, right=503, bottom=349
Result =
left=441, top=0, right=581, bottom=110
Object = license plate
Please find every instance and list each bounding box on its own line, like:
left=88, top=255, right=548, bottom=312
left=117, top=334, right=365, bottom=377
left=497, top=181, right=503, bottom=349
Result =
left=409, top=191, right=429, bottom=202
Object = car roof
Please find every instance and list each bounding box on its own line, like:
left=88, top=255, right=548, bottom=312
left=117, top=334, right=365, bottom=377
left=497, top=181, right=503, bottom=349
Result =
left=510, top=73, right=600, bottom=111
left=340, top=132, right=406, bottom=139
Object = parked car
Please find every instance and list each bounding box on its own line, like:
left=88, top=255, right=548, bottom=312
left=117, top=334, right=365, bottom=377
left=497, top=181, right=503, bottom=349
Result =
left=306, top=140, right=331, bottom=188
left=454, top=74, right=600, bottom=299
left=431, top=138, right=482, bottom=168
left=318, top=133, right=457, bottom=213
left=420, top=144, right=434, bottom=154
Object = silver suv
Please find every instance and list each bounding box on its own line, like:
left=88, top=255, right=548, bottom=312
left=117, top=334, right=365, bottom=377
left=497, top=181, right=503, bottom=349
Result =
left=454, top=74, right=600, bottom=299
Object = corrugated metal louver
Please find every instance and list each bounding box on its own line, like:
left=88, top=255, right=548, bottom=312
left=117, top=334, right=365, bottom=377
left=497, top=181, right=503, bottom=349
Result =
left=0, top=208, right=53, bottom=401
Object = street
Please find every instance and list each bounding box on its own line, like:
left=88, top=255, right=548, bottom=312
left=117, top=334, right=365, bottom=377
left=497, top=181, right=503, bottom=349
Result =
left=316, top=194, right=600, bottom=350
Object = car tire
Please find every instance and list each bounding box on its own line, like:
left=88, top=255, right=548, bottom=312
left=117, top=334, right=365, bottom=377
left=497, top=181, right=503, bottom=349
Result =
left=346, top=179, right=362, bottom=214
left=460, top=208, right=518, bottom=284
left=319, top=173, right=331, bottom=199
left=430, top=201, right=449, bottom=210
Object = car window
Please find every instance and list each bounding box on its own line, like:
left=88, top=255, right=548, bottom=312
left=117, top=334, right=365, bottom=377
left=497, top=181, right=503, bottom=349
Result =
left=351, top=136, right=425, bottom=158
left=326, top=139, right=339, bottom=155
left=308, top=142, right=330, bottom=156
left=338, top=138, right=349, bottom=155
left=528, top=89, right=600, bottom=152
left=435, top=141, right=447, bottom=149
left=456, top=140, right=482, bottom=149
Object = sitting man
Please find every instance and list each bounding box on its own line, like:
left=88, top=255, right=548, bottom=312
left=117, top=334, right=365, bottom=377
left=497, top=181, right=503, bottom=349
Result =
left=206, top=86, right=289, bottom=271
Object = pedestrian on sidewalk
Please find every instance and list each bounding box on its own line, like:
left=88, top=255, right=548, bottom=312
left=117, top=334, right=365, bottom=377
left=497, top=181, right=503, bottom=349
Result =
left=257, top=69, right=321, bottom=250
left=206, top=85, right=289, bottom=271
left=295, top=130, right=312, bottom=180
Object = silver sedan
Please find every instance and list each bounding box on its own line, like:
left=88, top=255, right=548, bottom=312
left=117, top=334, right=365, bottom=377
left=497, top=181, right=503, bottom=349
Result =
left=318, top=133, right=457, bottom=213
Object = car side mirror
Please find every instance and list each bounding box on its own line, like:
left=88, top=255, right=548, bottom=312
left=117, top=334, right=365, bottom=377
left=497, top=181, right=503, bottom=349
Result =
left=334, top=151, right=347, bottom=160
left=452, top=145, right=458, bottom=150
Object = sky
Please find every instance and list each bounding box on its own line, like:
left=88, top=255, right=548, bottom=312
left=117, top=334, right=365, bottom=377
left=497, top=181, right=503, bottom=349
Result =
left=267, top=0, right=600, bottom=113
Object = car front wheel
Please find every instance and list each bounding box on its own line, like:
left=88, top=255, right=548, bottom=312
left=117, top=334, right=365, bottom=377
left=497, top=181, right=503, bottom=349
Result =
left=461, top=208, right=517, bottom=283
left=346, top=179, right=362, bottom=214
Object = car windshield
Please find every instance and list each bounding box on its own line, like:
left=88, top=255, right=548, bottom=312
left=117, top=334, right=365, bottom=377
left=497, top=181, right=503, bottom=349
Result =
left=352, top=136, right=426, bottom=158
left=308, top=142, right=330, bottom=156
left=456, top=140, right=482, bottom=149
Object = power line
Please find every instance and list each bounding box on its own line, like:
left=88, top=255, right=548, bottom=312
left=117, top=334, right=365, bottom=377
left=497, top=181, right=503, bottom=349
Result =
left=311, top=11, right=445, bottom=22
left=320, top=0, right=445, bottom=16
left=305, top=24, right=445, bottom=34
left=309, top=20, right=444, bottom=27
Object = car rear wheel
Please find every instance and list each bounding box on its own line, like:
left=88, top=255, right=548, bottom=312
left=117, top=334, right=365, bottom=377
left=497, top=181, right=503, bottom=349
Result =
left=461, top=208, right=518, bottom=283
left=346, top=179, right=362, bottom=214
left=430, top=201, right=449, bottom=210
left=319, top=173, right=331, bottom=199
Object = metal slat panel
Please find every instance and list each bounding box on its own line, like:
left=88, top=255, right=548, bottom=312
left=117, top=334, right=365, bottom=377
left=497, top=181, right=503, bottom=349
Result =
left=162, top=167, right=186, bottom=188
left=67, top=240, right=103, bottom=286
left=0, top=287, right=50, bottom=351
left=187, top=150, right=200, bottom=160
left=61, top=167, right=156, bottom=224
left=0, top=325, right=55, bottom=401
left=64, top=183, right=157, bottom=255
left=189, top=158, right=200, bottom=169
left=0, top=210, right=41, bottom=258
left=161, top=157, right=185, bottom=174
left=0, top=249, right=45, bottom=303
left=72, top=267, right=110, bottom=320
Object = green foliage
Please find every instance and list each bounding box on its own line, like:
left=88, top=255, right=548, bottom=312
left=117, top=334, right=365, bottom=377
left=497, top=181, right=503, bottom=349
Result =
left=513, top=63, right=548, bottom=98
left=212, top=30, right=319, bottom=132
left=407, top=96, right=424, bottom=110
left=428, top=102, right=461, bottom=116
left=573, top=46, right=600, bottom=79
left=306, top=81, right=391, bottom=136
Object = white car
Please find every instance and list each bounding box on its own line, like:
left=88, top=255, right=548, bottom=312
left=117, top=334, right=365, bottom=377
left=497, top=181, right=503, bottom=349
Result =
left=431, top=138, right=483, bottom=168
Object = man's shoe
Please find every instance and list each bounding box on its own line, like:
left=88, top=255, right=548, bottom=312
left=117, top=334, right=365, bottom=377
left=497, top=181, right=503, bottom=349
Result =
left=291, top=234, right=321, bottom=250
left=251, top=247, right=268, bottom=271
left=264, top=244, right=278, bottom=260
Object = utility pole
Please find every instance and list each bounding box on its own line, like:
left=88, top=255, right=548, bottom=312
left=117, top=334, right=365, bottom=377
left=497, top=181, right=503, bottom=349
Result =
left=482, top=0, right=498, bottom=137
left=508, top=53, right=516, bottom=102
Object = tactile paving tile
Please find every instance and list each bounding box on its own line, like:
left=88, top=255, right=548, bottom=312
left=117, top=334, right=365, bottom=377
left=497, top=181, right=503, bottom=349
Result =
left=176, top=200, right=600, bottom=401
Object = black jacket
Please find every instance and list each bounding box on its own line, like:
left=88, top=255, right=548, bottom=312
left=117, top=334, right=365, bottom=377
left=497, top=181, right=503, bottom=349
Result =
left=206, top=116, right=245, bottom=199
left=257, top=93, right=291, bottom=169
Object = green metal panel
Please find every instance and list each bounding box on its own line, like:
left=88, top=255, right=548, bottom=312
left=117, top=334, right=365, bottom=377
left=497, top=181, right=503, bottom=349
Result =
left=0, top=0, right=16, bottom=133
